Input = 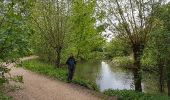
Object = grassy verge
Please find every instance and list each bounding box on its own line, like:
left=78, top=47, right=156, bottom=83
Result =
left=0, top=92, right=11, bottom=100
left=104, top=89, right=170, bottom=100
left=22, top=59, right=99, bottom=91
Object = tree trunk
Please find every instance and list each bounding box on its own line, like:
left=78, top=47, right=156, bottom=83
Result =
left=55, top=47, right=62, bottom=68
left=158, top=62, right=164, bottom=93
left=56, top=52, right=61, bottom=68
left=132, top=44, right=144, bottom=92
left=168, top=79, right=170, bottom=96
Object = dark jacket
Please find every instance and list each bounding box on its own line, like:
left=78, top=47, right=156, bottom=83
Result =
left=66, top=57, right=76, bottom=67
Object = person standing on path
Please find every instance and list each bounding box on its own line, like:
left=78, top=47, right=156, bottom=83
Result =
left=66, top=53, right=76, bottom=82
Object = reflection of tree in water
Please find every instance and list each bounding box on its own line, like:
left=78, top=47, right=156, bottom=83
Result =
left=142, top=72, right=160, bottom=93
left=75, top=61, right=101, bottom=81
left=96, top=61, right=134, bottom=91
left=75, top=61, right=158, bottom=92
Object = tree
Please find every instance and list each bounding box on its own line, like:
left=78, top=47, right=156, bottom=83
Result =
left=105, top=37, right=131, bottom=59
left=31, top=0, right=70, bottom=67
left=97, top=0, right=162, bottom=92
left=0, top=0, right=32, bottom=86
left=67, top=0, right=104, bottom=60
left=145, top=29, right=170, bottom=93
left=0, top=0, right=33, bottom=60
left=153, top=3, right=170, bottom=96
left=155, top=3, right=170, bottom=96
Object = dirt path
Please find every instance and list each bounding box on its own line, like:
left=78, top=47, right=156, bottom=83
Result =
left=7, top=57, right=102, bottom=100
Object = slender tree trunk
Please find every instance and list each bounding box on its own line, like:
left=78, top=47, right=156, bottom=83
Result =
left=167, top=64, right=170, bottom=96
left=158, top=61, right=164, bottom=93
left=56, top=52, right=61, bottom=68
left=55, top=47, right=62, bottom=68
left=168, top=79, right=170, bottom=96
left=132, top=44, right=144, bottom=92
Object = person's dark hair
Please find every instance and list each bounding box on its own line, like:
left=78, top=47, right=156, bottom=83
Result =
left=70, top=53, right=74, bottom=57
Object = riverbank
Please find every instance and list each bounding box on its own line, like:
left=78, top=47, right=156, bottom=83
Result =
left=20, top=59, right=170, bottom=100
left=22, top=59, right=99, bottom=91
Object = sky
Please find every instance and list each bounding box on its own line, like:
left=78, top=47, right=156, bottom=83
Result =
left=101, top=0, right=170, bottom=42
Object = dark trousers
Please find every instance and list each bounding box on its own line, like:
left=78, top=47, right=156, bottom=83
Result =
left=67, top=66, right=75, bottom=81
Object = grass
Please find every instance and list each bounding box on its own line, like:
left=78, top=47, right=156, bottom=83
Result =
left=0, top=92, right=11, bottom=100
left=104, top=89, right=170, bottom=100
left=21, top=59, right=99, bottom=91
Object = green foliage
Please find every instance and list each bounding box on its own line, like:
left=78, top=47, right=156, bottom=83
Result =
left=112, top=56, right=133, bottom=68
left=0, top=0, right=33, bottom=61
left=104, top=89, right=170, bottom=100
left=141, top=3, right=170, bottom=94
left=64, top=0, right=105, bottom=61
left=30, top=0, right=70, bottom=66
left=104, top=38, right=131, bottom=59
left=0, top=77, right=6, bottom=86
left=73, top=77, right=99, bottom=91
left=0, top=63, right=23, bottom=87
left=142, top=29, right=170, bottom=69
left=29, top=0, right=105, bottom=64
left=0, top=1, right=33, bottom=98
left=22, top=59, right=99, bottom=91
left=11, top=75, right=23, bottom=83
left=0, top=92, right=11, bottom=100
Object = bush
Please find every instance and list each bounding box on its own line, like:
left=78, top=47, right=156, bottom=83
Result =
left=112, top=56, right=133, bottom=68
left=22, top=59, right=99, bottom=91
left=104, top=89, right=170, bottom=100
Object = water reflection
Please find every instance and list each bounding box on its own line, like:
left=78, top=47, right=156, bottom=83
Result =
left=96, top=61, right=134, bottom=91
left=75, top=61, right=158, bottom=92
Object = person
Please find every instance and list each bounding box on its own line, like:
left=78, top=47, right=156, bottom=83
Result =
left=66, top=53, right=76, bottom=82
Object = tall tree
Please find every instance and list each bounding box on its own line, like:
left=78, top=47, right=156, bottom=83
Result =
left=31, top=0, right=70, bottom=67
left=156, top=3, right=170, bottom=96
left=0, top=0, right=33, bottom=85
left=97, top=0, right=162, bottom=92
left=68, top=0, right=104, bottom=60
left=153, top=3, right=170, bottom=96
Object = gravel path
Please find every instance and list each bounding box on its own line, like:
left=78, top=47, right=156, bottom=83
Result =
left=7, top=57, right=102, bottom=100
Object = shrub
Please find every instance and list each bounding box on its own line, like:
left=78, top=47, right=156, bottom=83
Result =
left=0, top=61, right=23, bottom=86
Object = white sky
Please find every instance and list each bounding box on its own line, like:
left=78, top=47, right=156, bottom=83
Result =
left=101, top=0, right=170, bottom=42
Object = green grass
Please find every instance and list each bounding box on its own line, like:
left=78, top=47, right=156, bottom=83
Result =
left=104, top=89, right=170, bottom=100
left=22, top=59, right=99, bottom=91
left=0, top=92, right=11, bottom=100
